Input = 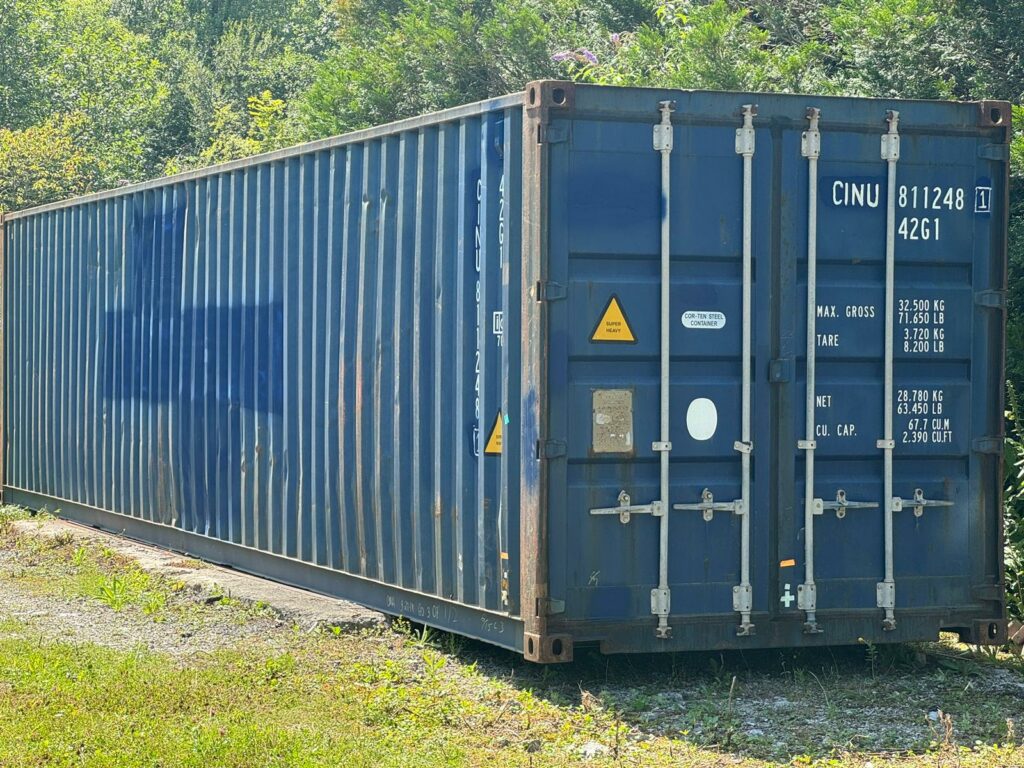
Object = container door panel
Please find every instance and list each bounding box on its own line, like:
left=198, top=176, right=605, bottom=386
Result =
left=785, top=124, right=984, bottom=617
left=553, top=115, right=773, bottom=625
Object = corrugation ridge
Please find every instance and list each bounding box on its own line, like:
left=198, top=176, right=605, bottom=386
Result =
left=392, top=131, right=418, bottom=589
left=454, top=118, right=476, bottom=605
left=266, top=163, right=282, bottom=555
left=374, top=135, right=398, bottom=584
left=410, top=128, right=430, bottom=593
left=311, top=150, right=330, bottom=566
left=338, top=144, right=363, bottom=574
left=282, top=157, right=300, bottom=559
left=211, top=175, right=228, bottom=540
left=115, top=198, right=129, bottom=522
left=140, top=189, right=156, bottom=522
left=414, top=127, right=438, bottom=596
left=353, top=140, right=380, bottom=578
left=323, top=147, right=343, bottom=570
left=299, top=153, right=313, bottom=561
left=200, top=177, right=216, bottom=535
left=57, top=205, right=70, bottom=502
left=226, top=172, right=242, bottom=543
left=239, top=171, right=254, bottom=546
left=479, top=113, right=503, bottom=610
left=434, top=124, right=458, bottom=599
left=98, top=204, right=108, bottom=511
left=500, top=106, right=523, bottom=615
left=89, top=199, right=103, bottom=512
left=148, top=189, right=161, bottom=522
left=41, top=210, right=52, bottom=498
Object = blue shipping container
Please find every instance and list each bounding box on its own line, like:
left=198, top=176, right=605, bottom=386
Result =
left=0, top=82, right=1010, bottom=661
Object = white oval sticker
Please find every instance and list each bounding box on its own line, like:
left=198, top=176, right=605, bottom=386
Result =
left=682, top=310, right=726, bottom=330
left=686, top=398, right=718, bottom=441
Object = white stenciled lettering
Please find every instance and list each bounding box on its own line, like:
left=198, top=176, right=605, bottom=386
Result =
left=832, top=180, right=880, bottom=208
left=845, top=304, right=875, bottom=318
left=816, top=394, right=832, bottom=408
left=816, top=305, right=836, bottom=318
left=816, top=333, right=839, bottom=348
left=898, top=297, right=947, bottom=354
left=898, top=388, right=954, bottom=446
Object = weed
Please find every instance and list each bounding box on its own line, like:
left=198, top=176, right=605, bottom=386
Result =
left=859, top=636, right=879, bottom=680
left=70, top=546, right=89, bottom=568
left=96, top=575, right=131, bottom=611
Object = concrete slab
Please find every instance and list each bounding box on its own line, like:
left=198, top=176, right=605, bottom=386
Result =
left=12, top=517, right=387, bottom=632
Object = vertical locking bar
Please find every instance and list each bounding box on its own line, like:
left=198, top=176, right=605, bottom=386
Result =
left=878, top=110, right=900, bottom=631
left=733, top=105, right=756, bottom=635
left=652, top=100, right=676, bottom=638
left=798, top=107, right=822, bottom=632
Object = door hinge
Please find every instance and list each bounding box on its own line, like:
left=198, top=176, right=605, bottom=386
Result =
left=537, top=597, right=565, bottom=615
left=536, top=280, right=567, bottom=302
left=973, top=436, right=1004, bottom=455
left=537, top=439, right=566, bottom=459
left=978, top=144, right=1010, bottom=161
left=539, top=124, right=569, bottom=145
left=975, top=289, right=1006, bottom=309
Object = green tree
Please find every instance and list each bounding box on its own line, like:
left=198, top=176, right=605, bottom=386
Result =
left=568, top=0, right=827, bottom=92
left=297, top=0, right=653, bottom=138
left=0, top=113, right=102, bottom=212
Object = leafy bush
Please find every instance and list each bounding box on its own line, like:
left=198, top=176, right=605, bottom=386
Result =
left=1005, top=384, right=1024, bottom=622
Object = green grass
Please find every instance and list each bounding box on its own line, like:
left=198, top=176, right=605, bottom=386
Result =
left=1, top=516, right=1023, bottom=767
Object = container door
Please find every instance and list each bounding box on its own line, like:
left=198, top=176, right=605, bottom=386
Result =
left=550, top=98, right=774, bottom=647
left=783, top=107, right=997, bottom=634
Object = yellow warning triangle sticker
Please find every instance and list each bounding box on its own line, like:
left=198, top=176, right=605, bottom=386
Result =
left=484, top=411, right=503, bottom=455
left=590, top=294, right=636, bottom=343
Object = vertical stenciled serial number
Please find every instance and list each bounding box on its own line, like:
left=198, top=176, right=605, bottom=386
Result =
left=472, top=174, right=505, bottom=458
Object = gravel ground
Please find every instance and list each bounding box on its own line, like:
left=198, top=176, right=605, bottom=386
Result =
left=0, top=516, right=382, bottom=657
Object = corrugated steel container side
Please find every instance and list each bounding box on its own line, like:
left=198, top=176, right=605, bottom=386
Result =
left=2, top=95, right=529, bottom=652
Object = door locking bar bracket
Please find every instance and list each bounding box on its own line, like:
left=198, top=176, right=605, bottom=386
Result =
left=892, top=488, right=954, bottom=518
left=814, top=489, right=879, bottom=519
left=589, top=490, right=663, bottom=524
left=673, top=488, right=745, bottom=522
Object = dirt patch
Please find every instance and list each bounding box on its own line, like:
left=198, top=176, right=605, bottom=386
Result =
left=0, top=516, right=385, bottom=657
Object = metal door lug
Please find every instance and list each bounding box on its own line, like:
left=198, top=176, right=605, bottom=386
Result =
left=891, top=497, right=903, bottom=512
left=733, top=440, right=753, bottom=454
left=876, top=439, right=895, bottom=450
left=797, top=439, right=816, bottom=450
left=876, top=581, right=896, bottom=609
left=652, top=123, right=674, bottom=152
left=651, top=441, right=672, bottom=452
left=732, top=584, right=753, bottom=612
left=650, top=588, right=671, bottom=616
left=797, top=582, right=816, bottom=611
left=812, top=498, right=824, bottom=516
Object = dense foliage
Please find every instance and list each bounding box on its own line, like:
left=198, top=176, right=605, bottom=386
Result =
left=1, top=0, right=1024, bottom=620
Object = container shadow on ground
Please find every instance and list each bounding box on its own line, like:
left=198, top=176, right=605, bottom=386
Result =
left=419, top=626, right=1024, bottom=761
